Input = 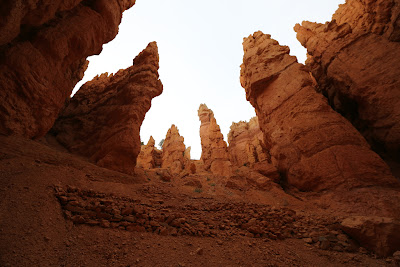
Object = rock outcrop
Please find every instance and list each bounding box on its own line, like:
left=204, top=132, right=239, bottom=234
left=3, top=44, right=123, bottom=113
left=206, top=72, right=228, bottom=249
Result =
left=51, top=42, right=163, bottom=175
left=0, top=0, right=136, bottom=139
left=240, top=31, right=398, bottom=192
left=341, top=216, right=400, bottom=257
left=161, top=125, right=187, bottom=175
left=294, top=0, right=400, bottom=161
left=228, top=117, right=269, bottom=167
left=198, top=104, right=232, bottom=177
left=137, top=136, right=162, bottom=169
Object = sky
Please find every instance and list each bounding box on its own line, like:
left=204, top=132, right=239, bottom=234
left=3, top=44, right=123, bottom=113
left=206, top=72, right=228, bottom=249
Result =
left=72, top=0, right=345, bottom=160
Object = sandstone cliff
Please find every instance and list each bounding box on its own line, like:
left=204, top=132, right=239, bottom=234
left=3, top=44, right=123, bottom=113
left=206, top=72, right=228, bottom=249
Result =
left=240, top=31, right=398, bottom=192
left=0, top=0, right=135, bottom=139
left=228, top=117, right=269, bottom=167
left=198, top=104, right=232, bottom=177
left=294, top=0, right=400, bottom=161
left=137, top=136, right=162, bottom=169
left=161, top=125, right=187, bottom=175
left=51, top=42, right=163, bottom=175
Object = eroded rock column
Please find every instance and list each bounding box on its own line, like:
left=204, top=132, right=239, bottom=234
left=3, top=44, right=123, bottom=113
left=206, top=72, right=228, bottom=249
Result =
left=198, top=104, right=232, bottom=177
left=51, top=42, right=163, bottom=175
left=161, top=125, right=186, bottom=175
left=240, top=31, right=397, bottom=192
left=294, top=0, right=400, bottom=161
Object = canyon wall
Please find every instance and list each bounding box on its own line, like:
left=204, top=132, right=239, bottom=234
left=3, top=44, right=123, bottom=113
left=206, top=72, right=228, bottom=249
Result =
left=294, top=0, right=400, bottom=161
left=51, top=42, right=163, bottom=175
left=198, top=104, right=232, bottom=177
left=240, top=31, right=398, bottom=192
left=0, top=0, right=136, bottom=139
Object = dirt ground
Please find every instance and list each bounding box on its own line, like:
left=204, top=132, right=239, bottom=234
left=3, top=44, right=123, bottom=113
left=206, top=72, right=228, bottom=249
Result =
left=0, top=135, right=397, bottom=266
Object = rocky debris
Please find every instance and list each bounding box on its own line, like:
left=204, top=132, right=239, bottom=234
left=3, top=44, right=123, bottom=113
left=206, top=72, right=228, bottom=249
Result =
left=240, top=31, right=399, bottom=192
left=137, top=136, right=162, bottom=169
left=198, top=104, right=232, bottom=177
left=294, top=0, right=400, bottom=161
left=162, top=125, right=187, bottom=175
left=54, top=185, right=358, bottom=253
left=0, top=0, right=136, bottom=138
left=228, top=117, right=270, bottom=168
left=226, top=167, right=280, bottom=192
left=341, top=216, right=400, bottom=257
left=51, top=42, right=162, bottom=175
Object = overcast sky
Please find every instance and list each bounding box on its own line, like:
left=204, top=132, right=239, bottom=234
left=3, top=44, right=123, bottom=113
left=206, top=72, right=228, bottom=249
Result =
left=73, top=0, right=345, bottom=159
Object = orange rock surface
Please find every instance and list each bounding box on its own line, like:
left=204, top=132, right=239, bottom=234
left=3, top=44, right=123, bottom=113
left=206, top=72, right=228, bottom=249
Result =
left=240, top=31, right=398, bottom=192
left=137, top=136, right=162, bottom=169
left=51, top=42, right=163, bottom=175
left=0, top=0, right=136, bottom=138
left=294, top=0, right=400, bottom=160
left=228, top=117, right=269, bottom=167
left=198, top=104, right=232, bottom=177
left=161, top=125, right=187, bottom=175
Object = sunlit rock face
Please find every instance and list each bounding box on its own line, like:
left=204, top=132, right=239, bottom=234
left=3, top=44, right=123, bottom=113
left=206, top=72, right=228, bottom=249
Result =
left=51, top=42, right=162, bottom=175
left=228, top=117, right=269, bottom=167
left=161, top=125, right=187, bottom=175
left=294, top=0, right=400, bottom=161
left=0, top=0, right=136, bottom=138
left=198, top=104, right=232, bottom=177
left=137, top=136, right=162, bottom=169
left=240, top=31, right=398, bottom=192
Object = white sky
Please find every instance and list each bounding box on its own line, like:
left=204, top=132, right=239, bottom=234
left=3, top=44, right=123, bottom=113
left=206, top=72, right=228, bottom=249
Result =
left=73, top=0, right=345, bottom=160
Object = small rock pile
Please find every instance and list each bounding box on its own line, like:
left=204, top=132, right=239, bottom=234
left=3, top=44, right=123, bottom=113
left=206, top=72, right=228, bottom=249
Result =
left=55, top=186, right=358, bottom=253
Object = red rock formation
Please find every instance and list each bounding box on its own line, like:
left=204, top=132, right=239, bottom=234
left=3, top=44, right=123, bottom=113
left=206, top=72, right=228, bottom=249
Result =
left=198, top=104, right=232, bottom=177
left=294, top=0, right=400, bottom=161
left=137, top=136, right=162, bottom=169
left=240, top=31, right=398, bottom=192
left=228, top=117, right=269, bottom=167
left=161, top=125, right=187, bottom=175
left=51, top=42, right=163, bottom=175
left=0, top=0, right=135, bottom=138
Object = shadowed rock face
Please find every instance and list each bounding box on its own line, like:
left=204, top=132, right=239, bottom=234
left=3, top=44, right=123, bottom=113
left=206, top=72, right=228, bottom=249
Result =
left=51, top=42, right=163, bottom=175
left=198, top=104, right=232, bottom=177
left=240, top=31, right=398, bottom=192
left=0, top=0, right=136, bottom=138
left=294, top=0, right=400, bottom=161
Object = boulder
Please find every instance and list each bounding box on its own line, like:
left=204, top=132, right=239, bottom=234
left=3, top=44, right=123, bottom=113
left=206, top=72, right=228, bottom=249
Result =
left=341, top=216, right=400, bottom=257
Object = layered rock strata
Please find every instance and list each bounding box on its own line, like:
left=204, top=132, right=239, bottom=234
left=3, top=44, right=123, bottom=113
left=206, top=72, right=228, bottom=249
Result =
left=0, top=0, right=136, bottom=138
left=240, top=31, right=398, bottom=192
left=294, top=0, right=400, bottom=160
left=198, top=104, right=232, bottom=177
left=137, top=136, right=162, bottom=169
left=161, top=125, right=187, bottom=174
left=51, top=42, right=163, bottom=175
left=228, top=117, right=269, bottom=167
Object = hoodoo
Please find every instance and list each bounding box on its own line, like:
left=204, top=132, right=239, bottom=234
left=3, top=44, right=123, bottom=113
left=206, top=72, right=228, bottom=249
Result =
left=51, top=42, right=163, bottom=175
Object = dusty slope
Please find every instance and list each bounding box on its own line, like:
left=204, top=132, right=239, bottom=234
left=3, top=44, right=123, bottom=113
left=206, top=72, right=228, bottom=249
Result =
left=0, top=135, right=395, bottom=266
